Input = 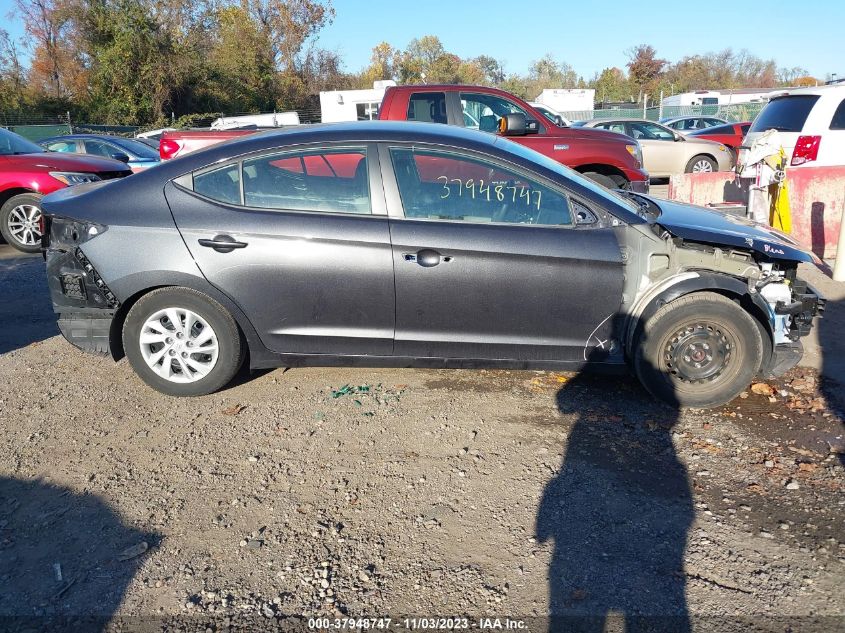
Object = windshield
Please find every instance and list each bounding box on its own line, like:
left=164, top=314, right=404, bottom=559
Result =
left=493, top=136, right=641, bottom=213
left=0, top=128, right=45, bottom=155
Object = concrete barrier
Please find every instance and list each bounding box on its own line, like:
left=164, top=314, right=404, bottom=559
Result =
left=668, top=167, right=845, bottom=259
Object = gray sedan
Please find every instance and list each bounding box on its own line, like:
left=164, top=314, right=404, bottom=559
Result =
left=575, top=119, right=734, bottom=177
left=41, top=121, right=821, bottom=408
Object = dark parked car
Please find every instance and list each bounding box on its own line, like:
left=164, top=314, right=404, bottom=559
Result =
left=0, top=127, right=131, bottom=252
left=38, top=134, right=162, bottom=172
left=41, top=121, right=823, bottom=407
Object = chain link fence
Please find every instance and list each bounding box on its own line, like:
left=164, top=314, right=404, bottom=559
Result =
left=560, top=102, right=766, bottom=123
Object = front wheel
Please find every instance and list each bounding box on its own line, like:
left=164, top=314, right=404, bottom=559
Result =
left=685, top=155, right=717, bottom=173
left=0, top=193, right=43, bottom=253
left=634, top=292, right=763, bottom=408
left=123, top=287, right=244, bottom=396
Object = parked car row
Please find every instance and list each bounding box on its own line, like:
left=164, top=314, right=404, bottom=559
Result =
left=0, top=128, right=132, bottom=252
left=38, top=134, right=162, bottom=172
left=573, top=118, right=735, bottom=177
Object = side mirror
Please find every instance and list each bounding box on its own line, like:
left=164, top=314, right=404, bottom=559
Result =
left=555, top=115, right=565, bottom=126
left=111, top=152, right=130, bottom=163
left=673, top=133, right=684, bottom=142
left=498, top=113, right=527, bottom=136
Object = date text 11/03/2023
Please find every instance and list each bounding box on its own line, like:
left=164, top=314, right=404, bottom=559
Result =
left=307, top=617, right=529, bottom=630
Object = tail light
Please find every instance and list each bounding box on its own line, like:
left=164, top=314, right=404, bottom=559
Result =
left=159, top=138, right=182, bottom=160
left=791, top=135, right=821, bottom=166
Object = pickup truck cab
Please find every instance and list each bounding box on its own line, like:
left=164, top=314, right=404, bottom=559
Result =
left=378, top=85, right=650, bottom=191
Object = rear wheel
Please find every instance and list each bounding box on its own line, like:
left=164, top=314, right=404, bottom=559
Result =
left=634, top=292, right=763, bottom=408
left=685, top=155, right=717, bottom=173
left=123, top=287, right=244, bottom=396
left=0, top=193, right=43, bottom=253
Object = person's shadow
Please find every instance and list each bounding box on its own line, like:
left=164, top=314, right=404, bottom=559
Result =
left=536, top=353, right=692, bottom=632
left=0, top=476, right=159, bottom=632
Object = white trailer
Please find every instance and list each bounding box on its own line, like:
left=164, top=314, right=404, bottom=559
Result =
left=211, top=112, right=300, bottom=130
left=320, top=81, right=397, bottom=123
left=534, top=89, right=595, bottom=113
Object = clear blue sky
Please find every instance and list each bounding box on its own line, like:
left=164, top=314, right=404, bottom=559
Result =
left=1, top=0, right=841, bottom=80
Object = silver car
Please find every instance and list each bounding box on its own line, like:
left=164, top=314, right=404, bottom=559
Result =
left=575, top=119, right=734, bottom=177
left=660, top=116, right=728, bottom=133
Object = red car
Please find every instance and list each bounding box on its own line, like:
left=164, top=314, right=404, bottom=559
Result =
left=0, top=128, right=131, bottom=252
left=687, top=121, right=752, bottom=158
left=378, top=84, right=650, bottom=191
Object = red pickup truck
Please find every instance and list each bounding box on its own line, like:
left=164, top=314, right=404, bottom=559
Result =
left=159, top=85, right=649, bottom=192
left=378, top=85, right=649, bottom=191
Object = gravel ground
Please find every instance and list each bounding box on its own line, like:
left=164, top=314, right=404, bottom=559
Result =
left=0, top=245, right=843, bottom=632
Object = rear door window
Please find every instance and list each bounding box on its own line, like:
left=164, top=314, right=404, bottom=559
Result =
left=242, top=148, right=370, bottom=214
left=406, top=92, right=447, bottom=124
left=750, top=95, right=820, bottom=133
left=193, top=164, right=241, bottom=205
left=830, top=99, right=845, bottom=130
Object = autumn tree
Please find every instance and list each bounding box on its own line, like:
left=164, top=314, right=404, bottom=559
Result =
left=14, top=0, right=81, bottom=100
left=626, top=44, right=666, bottom=101
left=0, top=28, right=28, bottom=112
left=359, top=41, right=399, bottom=86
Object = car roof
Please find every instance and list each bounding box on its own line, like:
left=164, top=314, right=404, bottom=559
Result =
left=661, top=115, right=724, bottom=123
left=766, top=84, right=845, bottom=98
left=143, top=121, right=505, bottom=179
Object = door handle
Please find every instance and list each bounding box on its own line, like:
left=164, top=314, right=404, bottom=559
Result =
left=404, top=249, right=445, bottom=267
left=198, top=235, right=248, bottom=253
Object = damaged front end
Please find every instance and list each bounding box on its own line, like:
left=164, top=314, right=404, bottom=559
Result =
left=620, top=196, right=825, bottom=379
left=43, top=215, right=119, bottom=355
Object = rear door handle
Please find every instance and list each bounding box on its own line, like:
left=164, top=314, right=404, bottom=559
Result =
left=198, top=235, right=248, bottom=253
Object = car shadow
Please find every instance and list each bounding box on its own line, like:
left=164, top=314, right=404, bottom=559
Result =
left=536, top=350, right=692, bottom=632
left=0, top=251, right=58, bottom=354
left=0, top=475, right=158, bottom=630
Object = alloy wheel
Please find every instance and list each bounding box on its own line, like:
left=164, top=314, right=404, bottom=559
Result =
left=691, top=159, right=714, bottom=173
left=139, top=307, right=219, bottom=383
left=6, top=204, right=42, bottom=247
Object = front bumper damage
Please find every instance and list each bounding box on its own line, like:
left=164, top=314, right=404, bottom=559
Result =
left=762, top=278, right=825, bottom=378
left=44, top=217, right=119, bottom=356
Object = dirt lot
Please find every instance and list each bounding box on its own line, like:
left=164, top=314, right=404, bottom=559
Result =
left=0, top=245, right=843, bottom=632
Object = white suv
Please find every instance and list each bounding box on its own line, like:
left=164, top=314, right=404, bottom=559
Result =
left=742, top=84, right=845, bottom=168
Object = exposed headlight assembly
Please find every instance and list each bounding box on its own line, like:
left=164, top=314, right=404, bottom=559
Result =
left=49, top=172, right=103, bottom=186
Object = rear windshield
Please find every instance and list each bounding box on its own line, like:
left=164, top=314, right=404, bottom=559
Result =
left=750, top=95, right=820, bottom=133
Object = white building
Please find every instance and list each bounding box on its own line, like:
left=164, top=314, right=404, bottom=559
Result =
left=319, top=80, right=397, bottom=123
left=534, top=89, right=595, bottom=113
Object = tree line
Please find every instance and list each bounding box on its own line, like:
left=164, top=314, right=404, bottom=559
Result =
left=0, top=0, right=821, bottom=128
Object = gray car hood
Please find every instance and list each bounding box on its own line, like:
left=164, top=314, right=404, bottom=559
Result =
left=646, top=197, right=819, bottom=264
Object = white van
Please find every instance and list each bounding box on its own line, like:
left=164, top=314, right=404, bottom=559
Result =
left=210, top=112, right=300, bottom=130
left=741, top=84, right=845, bottom=168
